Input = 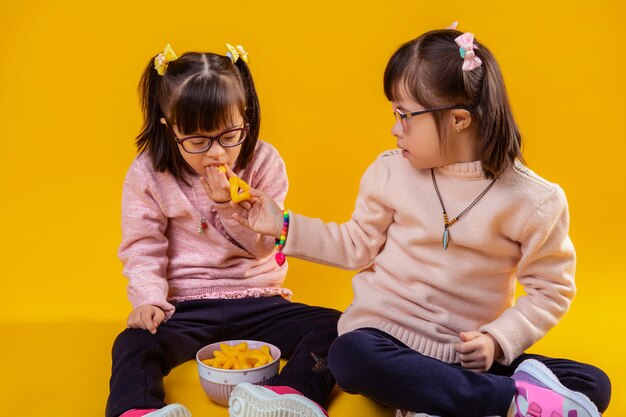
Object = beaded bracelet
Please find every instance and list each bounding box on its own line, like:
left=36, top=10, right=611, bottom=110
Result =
left=274, top=210, right=289, bottom=266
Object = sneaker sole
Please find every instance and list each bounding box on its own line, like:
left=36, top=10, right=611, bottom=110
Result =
left=229, top=383, right=326, bottom=417
left=516, top=359, right=600, bottom=417
left=145, top=404, right=191, bottom=417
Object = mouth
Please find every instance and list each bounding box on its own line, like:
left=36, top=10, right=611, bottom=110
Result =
left=205, top=162, right=226, bottom=169
left=397, top=145, right=409, bottom=158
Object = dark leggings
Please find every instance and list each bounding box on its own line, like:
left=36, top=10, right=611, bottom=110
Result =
left=105, top=297, right=340, bottom=417
left=328, top=328, right=611, bottom=417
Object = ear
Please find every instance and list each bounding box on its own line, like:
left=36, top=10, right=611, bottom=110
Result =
left=450, top=109, right=472, bottom=132
left=160, top=117, right=167, bottom=126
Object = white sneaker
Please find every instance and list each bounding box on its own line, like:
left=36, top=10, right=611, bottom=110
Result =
left=395, top=410, right=437, bottom=417
left=229, top=383, right=327, bottom=417
left=144, top=404, right=191, bottom=417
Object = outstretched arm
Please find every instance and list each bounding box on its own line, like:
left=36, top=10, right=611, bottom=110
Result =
left=231, top=155, right=395, bottom=270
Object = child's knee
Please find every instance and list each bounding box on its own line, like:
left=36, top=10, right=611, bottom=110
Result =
left=328, top=331, right=371, bottom=389
left=587, top=365, right=612, bottom=412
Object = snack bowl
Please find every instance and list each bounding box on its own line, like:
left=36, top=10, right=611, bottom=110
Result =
left=196, top=339, right=281, bottom=406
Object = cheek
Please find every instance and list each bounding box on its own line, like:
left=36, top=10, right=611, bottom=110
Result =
left=179, top=151, right=204, bottom=173
left=416, top=124, right=441, bottom=148
left=226, top=147, right=243, bottom=165
left=405, top=127, right=441, bottom=159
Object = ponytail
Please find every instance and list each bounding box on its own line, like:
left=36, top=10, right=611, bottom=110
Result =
left=232, top=58, right=261, bottom=170
left=136, top=57, right=189, bottom=178
left=474, top=51, right=523, bottom=178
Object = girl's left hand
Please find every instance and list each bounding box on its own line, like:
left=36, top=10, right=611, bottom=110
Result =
left=202, top=164, right=234, bottom=203
left=454, top=331, right=500, bottom=372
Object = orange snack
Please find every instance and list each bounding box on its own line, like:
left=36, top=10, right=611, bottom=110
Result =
left=229, top=176, right=252, bottom=203
left=201, top=342, right=273, bottom=370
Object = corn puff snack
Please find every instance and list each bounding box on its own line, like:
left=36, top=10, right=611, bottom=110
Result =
left=202, top=342, right=274, bottom=370
left=228, top=176, right=251, bottom=203
left=216, top=165, right=252, bottom=203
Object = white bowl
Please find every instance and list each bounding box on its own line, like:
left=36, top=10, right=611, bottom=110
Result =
left=196, top=339, right=281, bottom=406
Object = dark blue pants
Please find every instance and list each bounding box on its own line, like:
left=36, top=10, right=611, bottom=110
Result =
left=328, top=328, right=611, bottom=417
left=106, top=297, right=340, bottom=417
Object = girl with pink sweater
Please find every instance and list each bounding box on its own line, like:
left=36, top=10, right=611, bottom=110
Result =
left=230, top=27, right=612, bottom=417
left=105, top=44, right=339, bottom=417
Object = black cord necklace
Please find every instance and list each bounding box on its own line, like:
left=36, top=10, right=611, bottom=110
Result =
left=431, top=168, right=497, bottom=250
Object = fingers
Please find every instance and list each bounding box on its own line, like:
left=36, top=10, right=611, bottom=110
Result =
left=454, top=341, right=476, bottom=354
left=127, top=310, right=145, bottom=329
left=248, top=187, right=262, bottom=198
left=459, top=331, right=481, bottom=342
left=455, top=331, right=483, bottom=353
left=460, top=360, right=487, bottom=372
left=141, top=311, right=158, bottom=334
left=229, top=199, right=253, bottom=217
left=127, top=306, right=165, bottom=335
left=238, top=200, right=253, bottom=211
left=223, top=163, right=236, bottom=179
left=456, top=334, right=494, bottom=373
left=203, top=166, right=231, bottom=202
left=459, top=350, right=488, bottom=372
left=229, top=203, right=248, bottom=226
left=204, top=166, right=222, bottom=186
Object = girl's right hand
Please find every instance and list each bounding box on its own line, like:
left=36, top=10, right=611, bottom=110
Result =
left=127, top=305, right=165, bottom=334
left=230, top=187, right=285, bottom=238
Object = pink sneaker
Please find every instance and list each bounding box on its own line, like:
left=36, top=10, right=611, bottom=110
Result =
left=119, top=404, right=191, bottom=417
left=512, top=359, right=600, bottom=417
left=228, top=383, right=328, bottom=417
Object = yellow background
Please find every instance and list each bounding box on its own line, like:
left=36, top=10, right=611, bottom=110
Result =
left=0, top=0, right=624, bottom=416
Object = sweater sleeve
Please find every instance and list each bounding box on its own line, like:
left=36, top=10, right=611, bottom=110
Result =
left=480, top=185, right=576, bottom=365
left=118, top=160, right=175, bottom=319
left=213, top=145, right=288, bottom=258
left=283, top=155, right=394, bottom=269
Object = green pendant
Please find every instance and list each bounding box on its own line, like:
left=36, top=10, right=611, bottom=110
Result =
left=443, top=227, right=449, bottom=251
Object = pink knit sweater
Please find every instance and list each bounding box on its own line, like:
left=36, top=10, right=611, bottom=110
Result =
left=284, top=150, right=576, bottom=365
left=119, top=141, right=291, bottom=320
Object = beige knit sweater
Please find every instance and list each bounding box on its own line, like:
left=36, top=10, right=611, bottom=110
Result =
left=283, top=149, right=575, bottom=365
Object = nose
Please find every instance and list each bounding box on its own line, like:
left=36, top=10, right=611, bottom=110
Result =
left=391, top=120, right=403, bottom=137
left=204, top=141, right=226, bottom=158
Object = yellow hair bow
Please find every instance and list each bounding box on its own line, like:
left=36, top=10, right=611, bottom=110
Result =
left=226, top=43, right=249, bottom=64
left=154, top=44, right=178, bottom=76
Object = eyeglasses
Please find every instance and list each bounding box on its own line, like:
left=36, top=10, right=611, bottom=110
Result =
left=393, top=105, right=467, bottom=132
left=170, top=125, right=249, bottom=154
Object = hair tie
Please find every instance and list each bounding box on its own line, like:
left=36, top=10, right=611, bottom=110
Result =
left=226, top=43, right=249, bottom=64
left=154, top=44, right=178, bottom=76
left=455, top=32, right=482, bottom=71
left=447, top=21, right=458, bottom=30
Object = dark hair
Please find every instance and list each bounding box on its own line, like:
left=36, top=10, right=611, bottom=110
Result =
left=136, top=50, right=260, bottom=180
left=383, top=29, right=523, bottom=178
